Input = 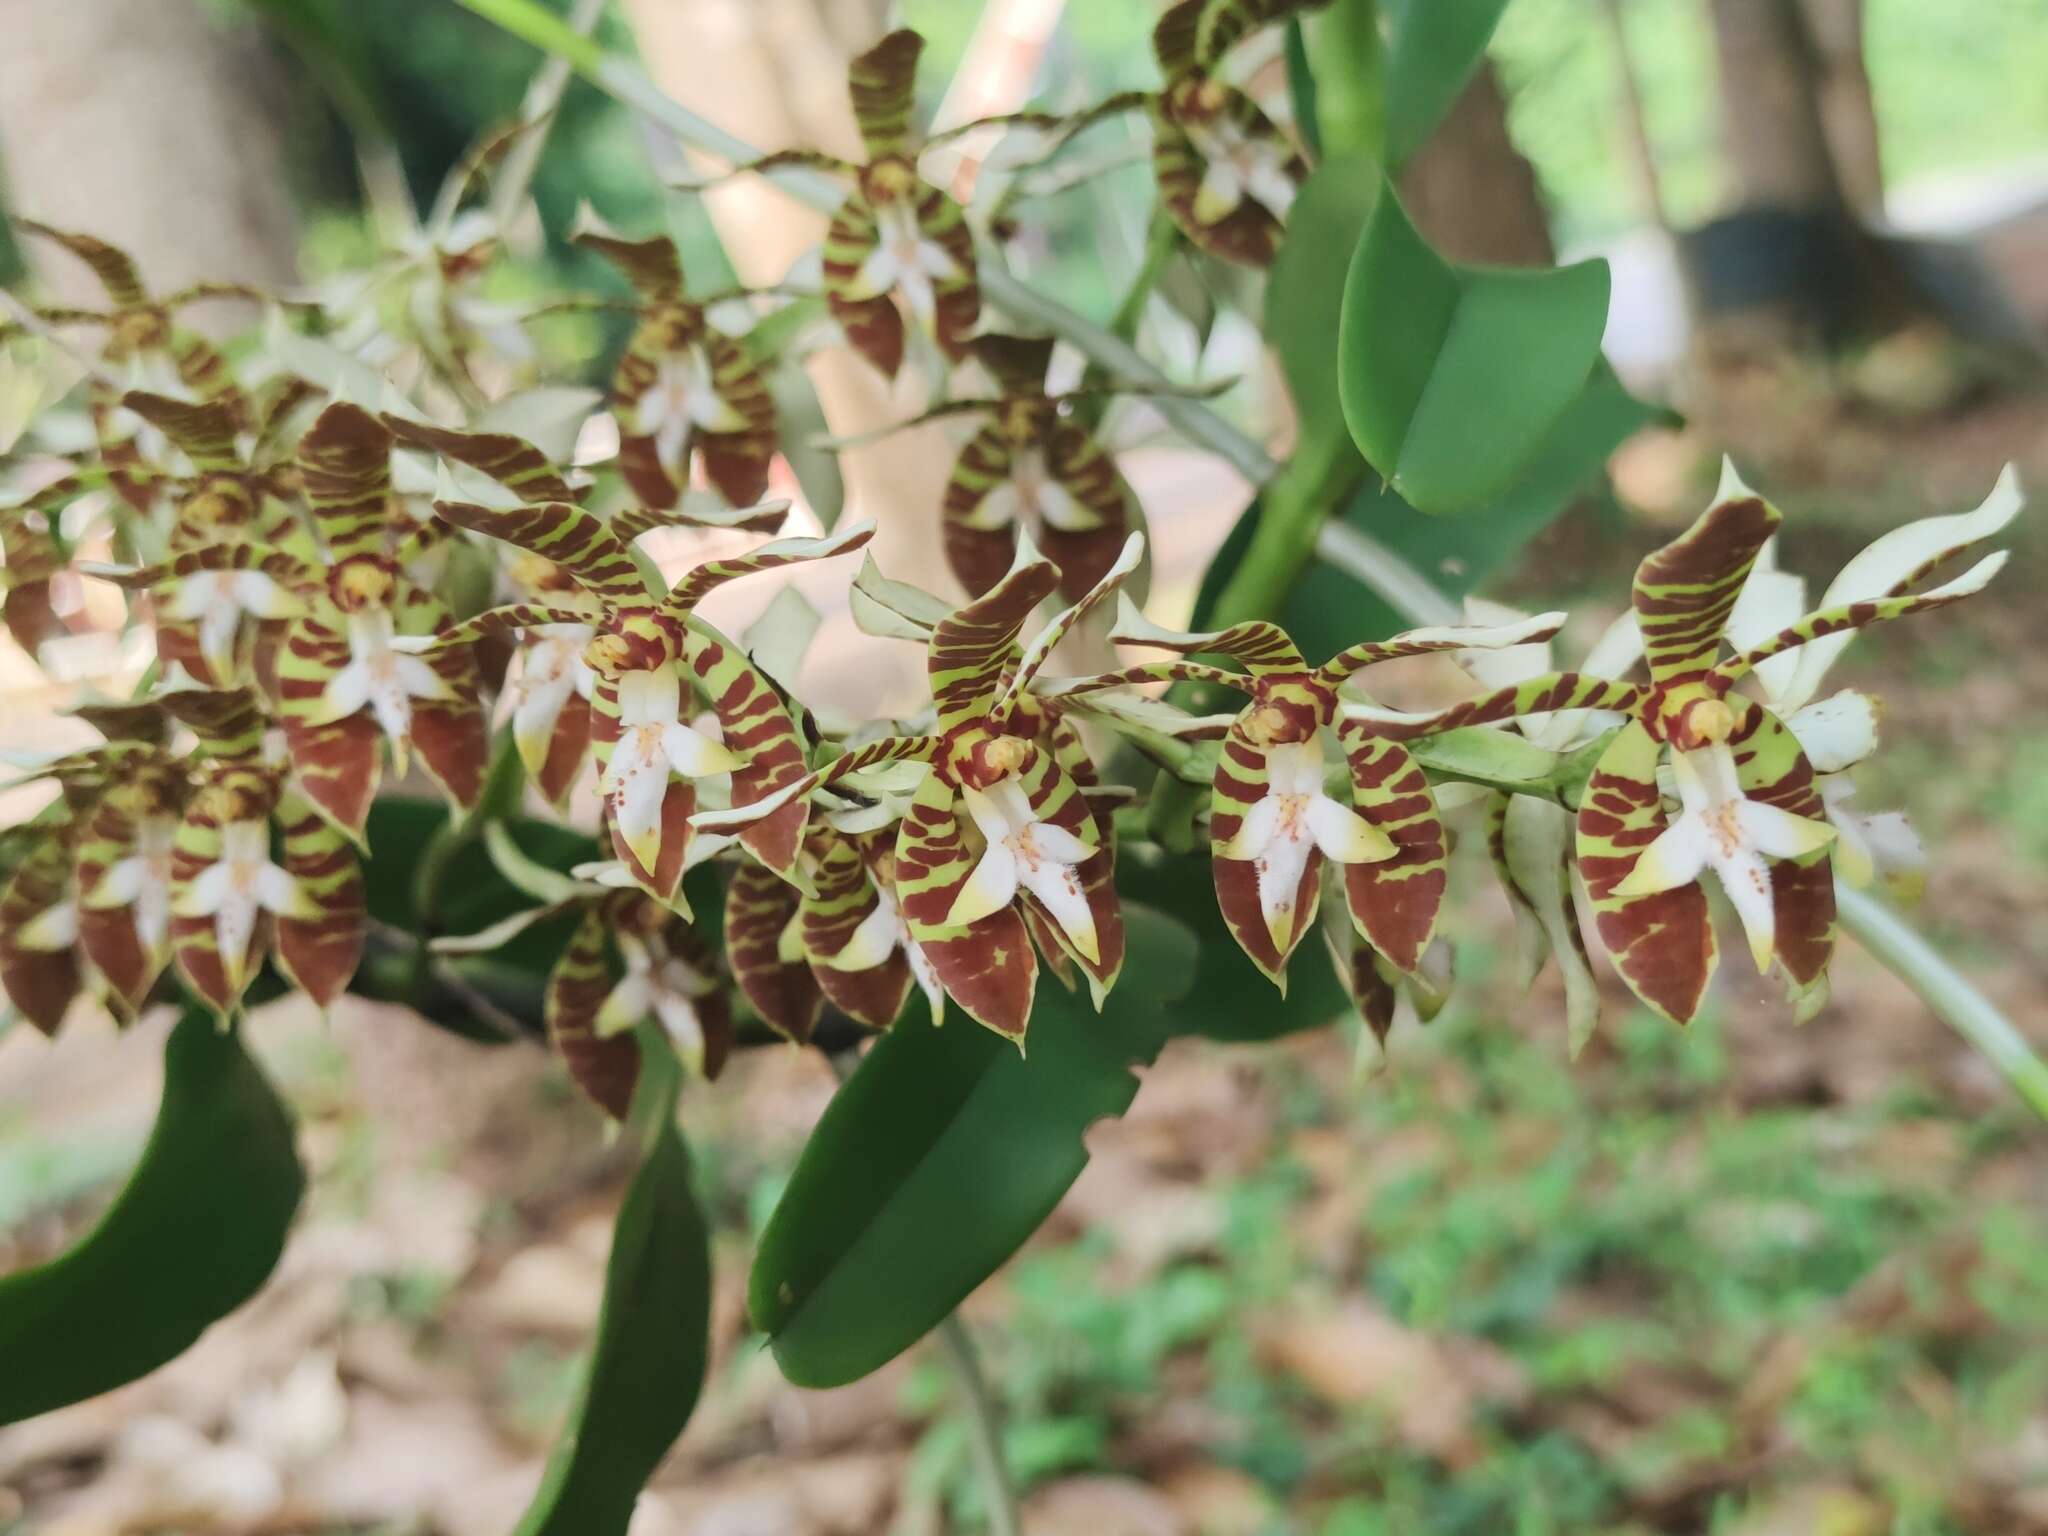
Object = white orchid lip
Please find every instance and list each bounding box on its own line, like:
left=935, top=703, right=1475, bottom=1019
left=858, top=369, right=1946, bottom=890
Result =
left=946, top=776, right=1098, bottom=962
left=825, top=876, right=947, bottom=1022
left=602, top=666, right=743, bottom=872
left=959, top=447, right=1097, bottom=536
left=1187, top=117, right=1297, bottom=225
left=854, top=201, right=959, bottom=325
left=637, top=347, right=747, bottom=474
left=597, top=930, right=717, bottom=1072
left=1221, top=737, right=1394, bottom=948
left=82, top=813, right=178, bottom=952
left=317, top=606, right=454, bottom=767
left=1613, top=742, right=1835, bottom=973
left=171, top=567, right=299, bottom=677
left=172, top=818, right=314, bottom=989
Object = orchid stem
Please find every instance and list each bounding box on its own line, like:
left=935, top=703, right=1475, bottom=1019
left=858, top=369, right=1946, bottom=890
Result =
left=1835, top=886, right=2048, bottom=1122
left=444, top=0, right=2048, bottom=1121
left=936, top=1314, right=1023, bottom=1536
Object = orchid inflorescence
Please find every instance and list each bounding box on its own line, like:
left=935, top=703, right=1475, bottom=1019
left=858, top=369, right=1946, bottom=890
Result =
left=0, top=7, right=2026, bottom=1129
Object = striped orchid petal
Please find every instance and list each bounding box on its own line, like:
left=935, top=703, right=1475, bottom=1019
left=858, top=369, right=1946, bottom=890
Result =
left=994, top=532, right=1145, bottom=724
left=93, top=543, right=310, bottom=687
left=1338, top=673, right=1646, bottom=742
left=801, top=833, right=933, bottom=1028
left=1316, top=610, right=1568, bottom=689
left=725, top=860, right=824, bottom=1042
left=893, top=769, right=1036, bottom=1038
left=299, top=403, right=398, bottom=562
left=928, top=546, right=1061, bottom=729
left=169, top=766, right=302, bottom=1019
left=661, top=521, right=875, bottom=618
left=433, top=499, right=650, bottom=602
left=690, top=735, right=939, bottom=838
left=850, top=29, right=922, bottom=160
left=1633, top=461, right=1779, bottom=688
left=547, top=902, right=644, bottom=1119
left=1574, top=721, right=1717, bottom=1025
left=1108, top=592, right=1307, bottom=676
left=1728, top=701, right=1837, bottom=988
left=509, top=625, right=597, bottom=808
left=571, top=211, right=779, bottom=510
left=1488, top=792, right=1601, bottom=1057
left=73, top=760, right=183, bottom=1017
left=1151, top=82, right=1304, bottom=267
left=684, top=617, right=814, bottom=886
left=1211, top=710, right=1394, bottom=987
left=0, top=828, right=84, bottom=1035
left=271, top=790, right=366, bottom=1008
left=1333, top=723, right=1444, bottom=975
left=383, top=414, right=577, bottom=506
left=596, top=904, right=732, bottom=1080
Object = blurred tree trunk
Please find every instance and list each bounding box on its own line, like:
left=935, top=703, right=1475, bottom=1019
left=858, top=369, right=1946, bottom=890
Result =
left=0, top=0, right=299, bottom=321
left=1707, top=0, right=1842, bottom=212
left=1697, top=0, right=1918, bottom=349
left=1398, top=62, right=1554, bottom=268
left=1800, top=0, right=1885, bottom=215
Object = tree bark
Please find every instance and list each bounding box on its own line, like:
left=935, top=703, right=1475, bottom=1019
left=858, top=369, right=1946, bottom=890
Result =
left=1800, top=0, right=1885, bottom=215
left=1705, top=0, right=1841, bottom=213
left=1397, top=62, right=1555, bottom=268
left=0, top=0, right=300, bottom=321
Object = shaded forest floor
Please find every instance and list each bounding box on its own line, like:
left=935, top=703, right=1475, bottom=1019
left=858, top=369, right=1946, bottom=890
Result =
left=4, top=378, right=2048, bottom=1536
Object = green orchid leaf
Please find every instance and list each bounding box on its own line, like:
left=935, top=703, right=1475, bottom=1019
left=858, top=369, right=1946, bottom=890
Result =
left=1199, top=359, right=1658, bottom=658
left=751, top=907, right=1196, bottom=1388
left=1339, top=182, right=1611, bottom=514
left=0, top=1009, right=304, bottom=1424
left=1381, top=0, right=1514, bottom=171
left=1266, top=154, right=1378, bottom=494
left=514, top=1038, right=712, bottom=1536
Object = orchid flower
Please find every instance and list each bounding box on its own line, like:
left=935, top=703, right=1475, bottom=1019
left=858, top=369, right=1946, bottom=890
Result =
left=1342, top=463, right=2018, bottom=1024
left=414, top=486, right=873, bottom=905
left=10, top=222, right=249, bottom=509
left=1062, top=597, right=1565, bottom=989
left=439, top=881, right=734, bottom=1120
left=573, top=210, right=781, bottom=511
left=696, top=534, right=1148, bottom=1039
left=690, top=31, right=978, bottom=379
left=157, top=687, right=365, bottom=1020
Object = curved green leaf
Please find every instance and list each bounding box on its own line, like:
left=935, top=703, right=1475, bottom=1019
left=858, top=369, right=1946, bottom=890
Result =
left=751, top=908, right=1197, bottom=1388
left=515, top=1038, right=712, bottom=1536
left=0, top=1009, right=304, bottom=1424
left=1339, top=182, right=1611, bottom=514
left=1266, top=154, right=1378, bottom=492
left=1382, top=0, right=1513, bottom=170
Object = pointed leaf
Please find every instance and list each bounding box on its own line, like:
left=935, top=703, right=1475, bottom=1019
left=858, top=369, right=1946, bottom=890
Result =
left=0, top=1009, right=303, bottom=1423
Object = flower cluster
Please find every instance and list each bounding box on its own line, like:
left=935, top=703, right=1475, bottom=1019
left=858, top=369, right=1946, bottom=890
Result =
left=0, top=8, right=2023, bottom=1127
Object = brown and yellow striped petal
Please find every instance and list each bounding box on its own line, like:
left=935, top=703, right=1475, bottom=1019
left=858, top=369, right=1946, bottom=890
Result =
left=272, top=790, right=365, bottom=1007
left=894, top=770, right=1035, bottom=1038
left=1575, top=721, right=1716, bottom=1024
left=546, top=902, right=640, bottom=1120
left=849, top=29, right=923, bottom=161
left=1335, top=724, right=1446, bottom=975
left=726, top=860, right=824, bottom=1042
left=1633, top=481, right=1780, bottom=687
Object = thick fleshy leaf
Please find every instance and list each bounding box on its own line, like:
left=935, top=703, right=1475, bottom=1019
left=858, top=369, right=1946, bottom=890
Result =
left=1575, top=721, right=1715, bottom=1024
left=893, top=771, right=1036, bottom=1038
left=1381, top=0, right=1514, bottom=169
left=725, top=860, right=823, bottom=1042
left=1339, top=183, right=1611, bottom=513
left=748, top=907, right=1195, bottom=1387
left=0, top=1009, right=304, bottom=1424
left=512, top=1042, right=711, bottom=1536
left=1633, top=465, right=1781, bottom=686
left=1335, top=725, right=1445, bottom=974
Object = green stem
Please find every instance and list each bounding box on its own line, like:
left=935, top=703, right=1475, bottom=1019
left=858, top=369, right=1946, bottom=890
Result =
left=444, top=0, right=2048, bottom=1118
left=488, top=0, right=609, bottom=230
left=935, top=1315, right=1023, bottom=1536
left=1835, top=887, right=2048, bottom=1121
